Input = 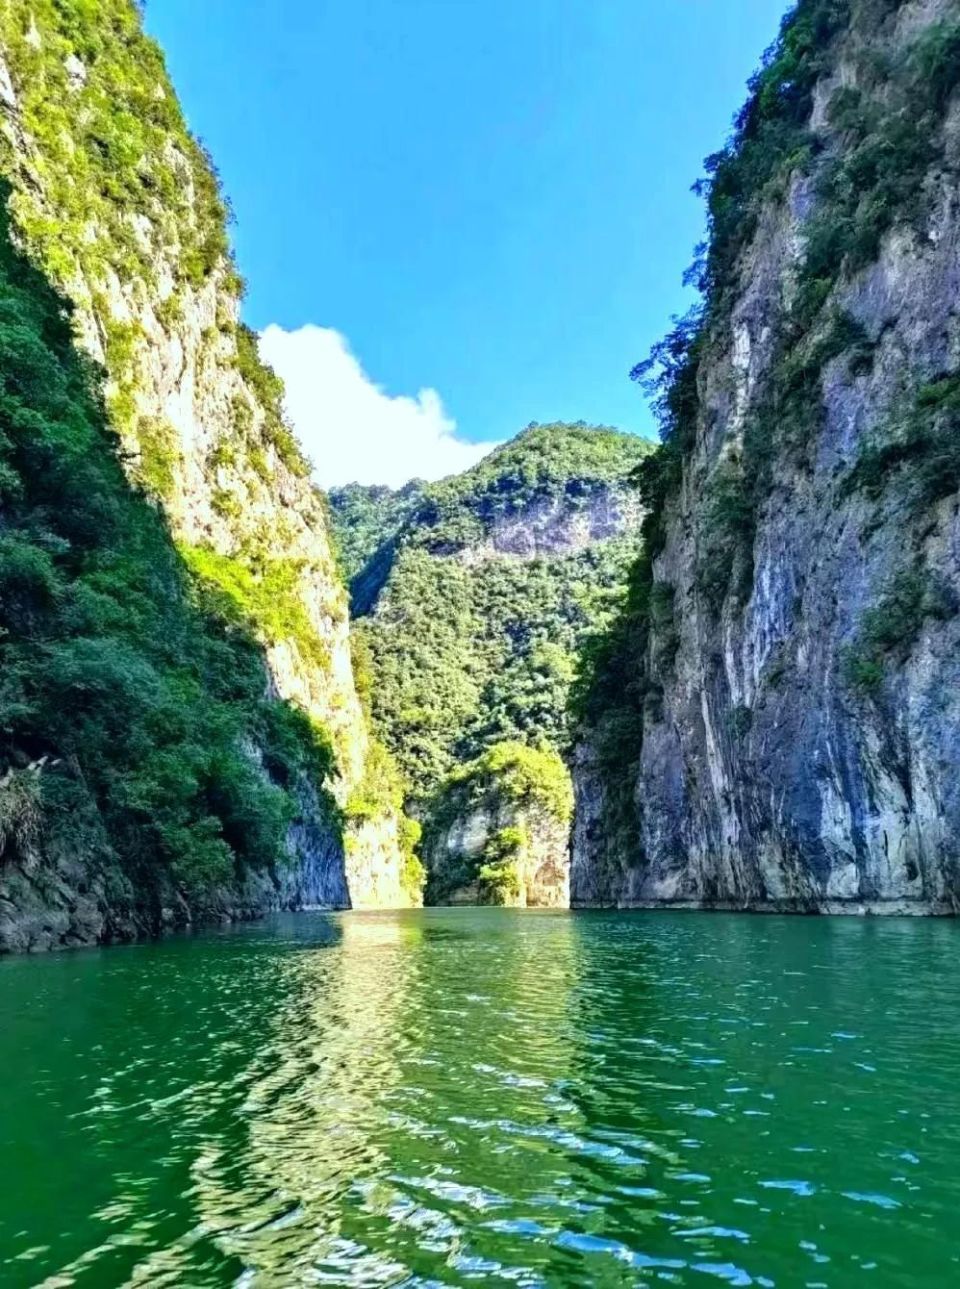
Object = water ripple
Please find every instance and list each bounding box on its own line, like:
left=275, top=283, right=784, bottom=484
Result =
left=3, top=909, right=960, bottom=1285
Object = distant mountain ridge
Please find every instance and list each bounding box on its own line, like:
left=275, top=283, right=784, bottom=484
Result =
left=330, top=421, right=651, bottom=610
left=328, top=422, right=652, bottom=808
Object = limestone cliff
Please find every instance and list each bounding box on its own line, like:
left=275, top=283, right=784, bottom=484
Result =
left=0, top=0, right=414, bottom=949
left=574, top=0, right=960, bottom=913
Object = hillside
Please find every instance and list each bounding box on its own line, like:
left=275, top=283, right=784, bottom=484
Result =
left=328, top=480, right=425, bottom=584
left=0, top=0, right=416, bottom=949
left=335, top=423, right=652, bottom=827
left=574, top=0, right=960, bottom=912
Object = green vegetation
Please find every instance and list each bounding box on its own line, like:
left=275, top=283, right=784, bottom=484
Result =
left=570, top=515, right=663, bottom=861
left=443, top=741, right=574, bottom=826
left=327, top=481, right=424, bottom=582
left=685, top=3, right=960, bottom=615
left=0, top=199, right=337, bottom=909
left=179, top=544, right=331, bottom=673
left=576, top=0, right=960, bottom=865
left=234, top=324, right=310, bottom=477
left=346, top=633, right=426, bottom=900
left=422, top=742, right=572, bottom=904
left=397, top=813, right=426, bottom=902
left=0, top=0, right=232, bottom=298
left=0, top=0, right=420, bottom=923
left=342, top=738, right=426, bottom=902
left=404, top=422, right=649, bottom=554
left=0, top=1, right=332, bottom=740
left=0, top=0, right=316, bottom=613
left=339, top=424, right=651, bottom=802
left=477, top=825, right=527, bottom=903
left=844, top=374, right=960, bottom=517
left=844, top=569, right=956, bottom=694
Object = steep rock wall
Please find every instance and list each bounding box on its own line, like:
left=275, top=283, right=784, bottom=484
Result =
left=574, top=0, right=960, bottom=913
left=457, top=487, right=642, bottom=564
left=0, top=1, right=412, bottom=945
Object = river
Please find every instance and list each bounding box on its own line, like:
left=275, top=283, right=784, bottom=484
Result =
left=1, top=909, right=958, bottom=1286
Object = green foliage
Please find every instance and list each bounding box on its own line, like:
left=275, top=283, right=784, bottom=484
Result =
left=423, top=744, right=570, bottom=904
left=208, top=437, right=238, bottom=471
left=321, top=429, right=651, bottom=871
left=357, top=552, right=480, bottom=796
left=406, top=421, right=651, bottom=554
left=327, top=480, right=425, bottom=582
left=257, top=701, right=336, bottom=790
left=346, top=628, right=426, bottom=897
left=804, top=20, right=960, bottom=286
left=477, top=828, right=525, bottom=904
left=0, top=0, right=233, bottom=297
left=697, top=459, right=755, bottom=611
left=437, top=742, right=574, bottom=827
left=0, top=766, right=41, bottom=857
left=570, top=539, right=659, bottom=865
left=342, top=423, right=650, bottom=802
left=331, top=423, right=651, bottom=614
left=484, top=825, right=527, bottom=862
left=344, top=738, right=404, bottom=822
left=211, top=487, right=242, bottom=521
left=844, top=375, right=960, bottom=515
left=0, top=197, right=337, bottom=907
left=136, top=417, right=181, bottom=503
left=844, top=569, right=956, bottom=693
left=234, top=325, right=310, bottom=476
left=398, top=814, right=426, bottom=902
left=180, top=543, right=331, bottom=673
left=0, top=1, right=328, bottom=719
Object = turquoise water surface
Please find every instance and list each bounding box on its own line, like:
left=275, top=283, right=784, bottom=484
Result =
left=2, top=908, right=959, bottom=1286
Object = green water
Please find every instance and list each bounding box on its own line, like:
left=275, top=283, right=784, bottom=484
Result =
left=2, top=911, right=959, bottom=1287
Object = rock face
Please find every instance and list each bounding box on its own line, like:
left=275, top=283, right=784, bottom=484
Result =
left=573, top=0, right=960, bottom=913
left=0, top=0, right=413, bottom=950
left=422, top=743, right=573, bottom=907
left=457, top=489, right=641, bottom=564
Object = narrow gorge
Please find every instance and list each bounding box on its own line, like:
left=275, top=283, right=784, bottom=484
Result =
left=3, top=0, right=960, bottom=947
left=9, top=4, right=960, bottom=1284
left=330, top=423, right=649, bottom=906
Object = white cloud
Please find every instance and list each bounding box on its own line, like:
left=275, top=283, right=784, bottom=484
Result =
left=258, top=323, right=494, bottom=489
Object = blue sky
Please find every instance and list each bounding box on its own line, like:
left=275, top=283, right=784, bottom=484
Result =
left=146, top=0, right=788, bottom=485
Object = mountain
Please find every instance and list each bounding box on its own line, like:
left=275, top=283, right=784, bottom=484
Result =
left=330, top=422, right=652, bottom=902
left=573, top=0, right=960, bottom=912
left=0, top=0, right=417, bottom=951
left=329, top=480, right=425, bottom=586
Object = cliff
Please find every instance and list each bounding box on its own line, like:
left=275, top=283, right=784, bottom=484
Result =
left=574, top=0, right=960, bottom=913
left=0, top=0, right=414, bottom=950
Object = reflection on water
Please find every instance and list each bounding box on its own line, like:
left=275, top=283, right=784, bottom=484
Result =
left=2, top=910, right=960, bottom=1286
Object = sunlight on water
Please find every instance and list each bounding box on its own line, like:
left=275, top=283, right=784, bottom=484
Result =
left=2, top=909, right=960, bottom=1286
